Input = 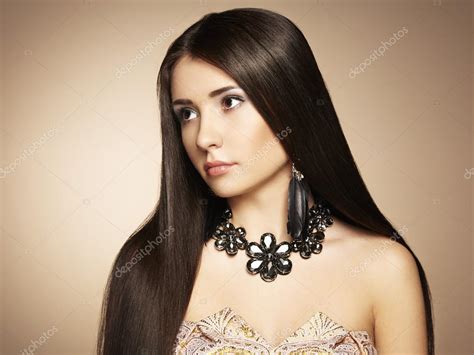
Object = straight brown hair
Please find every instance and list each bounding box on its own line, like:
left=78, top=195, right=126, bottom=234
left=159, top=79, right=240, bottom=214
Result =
left=97, top=8, right=434, bottom=354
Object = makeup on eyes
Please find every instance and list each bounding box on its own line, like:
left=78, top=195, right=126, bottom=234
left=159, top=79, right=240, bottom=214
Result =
left=172, top=90, right=246, bottom=123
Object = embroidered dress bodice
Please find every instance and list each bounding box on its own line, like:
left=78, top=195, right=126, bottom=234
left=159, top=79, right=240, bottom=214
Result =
left=173, top=306, right=377, bottom=354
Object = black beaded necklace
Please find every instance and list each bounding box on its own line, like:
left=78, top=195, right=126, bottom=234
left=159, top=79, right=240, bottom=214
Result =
left=210, top=199, right=334, bottom=282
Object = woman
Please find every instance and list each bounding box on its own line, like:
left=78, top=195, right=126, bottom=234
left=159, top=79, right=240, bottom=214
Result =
left=97, top=7, right=433, bottom=354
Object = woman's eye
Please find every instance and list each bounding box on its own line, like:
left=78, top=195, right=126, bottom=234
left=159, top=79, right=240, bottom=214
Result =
left=176, top=108, right=197, bottom=123
left=222, top=96, right=244, bottom=111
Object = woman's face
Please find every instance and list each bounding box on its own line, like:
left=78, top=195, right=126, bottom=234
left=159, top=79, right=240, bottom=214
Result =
left=170, top=55, right=290, bottom=197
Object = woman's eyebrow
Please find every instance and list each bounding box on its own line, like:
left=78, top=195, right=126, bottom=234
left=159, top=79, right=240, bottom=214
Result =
left=172, top=85, right=239, bottom=106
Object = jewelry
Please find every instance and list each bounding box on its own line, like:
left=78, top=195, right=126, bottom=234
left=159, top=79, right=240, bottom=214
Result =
left=211, top=199, right=334, bottom=282
left=287, top=161, right=312, bottom=240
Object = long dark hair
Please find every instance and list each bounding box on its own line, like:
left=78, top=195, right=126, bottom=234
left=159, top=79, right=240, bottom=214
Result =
left=97, top=7, right=434, bottom=354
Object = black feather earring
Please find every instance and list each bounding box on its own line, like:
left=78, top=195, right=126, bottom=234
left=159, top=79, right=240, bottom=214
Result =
left=287, top=161, right=311, bottom=240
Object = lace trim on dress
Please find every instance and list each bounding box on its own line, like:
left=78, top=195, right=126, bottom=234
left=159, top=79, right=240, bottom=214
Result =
left=173, top=306, right=377, bottom=354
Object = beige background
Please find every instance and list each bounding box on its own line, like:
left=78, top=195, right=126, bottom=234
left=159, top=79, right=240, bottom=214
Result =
left=1, top=0, right=472, bottom=354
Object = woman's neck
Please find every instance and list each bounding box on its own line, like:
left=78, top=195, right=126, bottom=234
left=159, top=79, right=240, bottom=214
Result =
left=225, top=179, right=316, bottom=244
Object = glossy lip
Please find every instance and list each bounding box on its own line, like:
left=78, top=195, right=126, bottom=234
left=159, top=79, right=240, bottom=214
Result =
left=205, top=164, right=236, bottom=176
left=204, top=160, right=236, bottom=172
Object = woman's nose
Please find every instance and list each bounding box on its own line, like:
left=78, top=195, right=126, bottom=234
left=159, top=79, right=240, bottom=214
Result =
left=195, top=106, right=223, bottom=151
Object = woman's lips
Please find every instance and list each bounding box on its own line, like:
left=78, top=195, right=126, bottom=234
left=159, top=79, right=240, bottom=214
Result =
left=205, top=163, right=237, bottom=176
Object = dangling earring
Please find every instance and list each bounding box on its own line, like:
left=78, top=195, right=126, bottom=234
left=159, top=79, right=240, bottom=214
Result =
left=287, top=161, right=311, bottom=240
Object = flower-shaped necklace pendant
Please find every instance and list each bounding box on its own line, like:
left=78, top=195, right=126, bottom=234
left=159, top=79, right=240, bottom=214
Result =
left=210, top=202, right=333, bottom=282
left=246, top=233, right=292, bottom=282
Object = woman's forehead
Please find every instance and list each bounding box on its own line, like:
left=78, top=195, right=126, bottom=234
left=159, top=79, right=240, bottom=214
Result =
left=171, top=56, right=237, bottom=100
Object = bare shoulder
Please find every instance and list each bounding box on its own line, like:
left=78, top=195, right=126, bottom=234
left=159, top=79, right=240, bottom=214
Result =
left=333, top=221, right=421, bottom=295
left=329, top=218, right=413, bottom=266
left=335, top=224, right=427, bottom=351
left=351, top=230, right=421, bottom=295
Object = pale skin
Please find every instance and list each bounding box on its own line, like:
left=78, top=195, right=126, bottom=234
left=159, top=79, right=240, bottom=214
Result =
left=170, top=54, right=428, bottom=353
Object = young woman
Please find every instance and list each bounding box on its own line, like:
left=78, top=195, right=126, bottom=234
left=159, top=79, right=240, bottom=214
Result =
left=97, top=7, right=433, bottom=354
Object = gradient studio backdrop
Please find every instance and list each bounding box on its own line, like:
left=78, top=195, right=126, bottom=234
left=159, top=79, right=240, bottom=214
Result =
left=1, top=1, right=472, bottom=354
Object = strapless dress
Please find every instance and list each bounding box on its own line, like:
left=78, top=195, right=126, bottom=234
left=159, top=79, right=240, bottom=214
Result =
left=173, top=306, right=377, bottom=354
